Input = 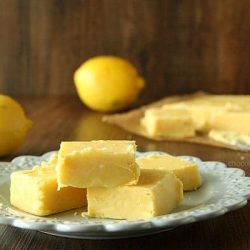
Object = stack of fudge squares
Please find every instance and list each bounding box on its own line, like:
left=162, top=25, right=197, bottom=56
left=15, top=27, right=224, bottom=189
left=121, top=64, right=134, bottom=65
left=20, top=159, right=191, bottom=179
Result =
left=10, top=140, right=202, bottom=220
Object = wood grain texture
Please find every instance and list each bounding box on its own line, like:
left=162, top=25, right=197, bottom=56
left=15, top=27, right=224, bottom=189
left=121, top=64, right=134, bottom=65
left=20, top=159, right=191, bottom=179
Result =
left=0, top=0, right=250, bottom=100
left=0, top=97, right=250, bottom=249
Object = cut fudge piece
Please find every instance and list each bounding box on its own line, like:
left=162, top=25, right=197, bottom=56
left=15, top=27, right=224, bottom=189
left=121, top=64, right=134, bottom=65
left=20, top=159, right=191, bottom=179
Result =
left=56, top=140, right=140, bottom=188
left=136, top=154, right=201, bottom=191
left=163, top=100, right=246, bottom=132
left=208, top=112, right=250, bottom=135
left=162, top=103, right=208, bottom=132
left=10, top=156, right=87, bottom=216
left=87, top=169, right=183, bottom=220
left=141, top=107, right=195, bottom=138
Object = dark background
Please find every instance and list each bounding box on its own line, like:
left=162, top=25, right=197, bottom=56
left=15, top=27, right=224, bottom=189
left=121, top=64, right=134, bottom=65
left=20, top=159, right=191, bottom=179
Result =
left=1, top=0, right=250, bottom=100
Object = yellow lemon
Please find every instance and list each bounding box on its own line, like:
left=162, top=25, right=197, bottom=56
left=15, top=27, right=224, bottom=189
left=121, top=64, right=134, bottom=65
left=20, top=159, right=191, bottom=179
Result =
left=74, top=56, right=145, bottom=112
left=0, top=95, right=32, bottom=156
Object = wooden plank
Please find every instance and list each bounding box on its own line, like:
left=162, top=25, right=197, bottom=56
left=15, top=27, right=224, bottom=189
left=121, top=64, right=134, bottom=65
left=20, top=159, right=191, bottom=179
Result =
left=0, top=0, right=250, bottom=97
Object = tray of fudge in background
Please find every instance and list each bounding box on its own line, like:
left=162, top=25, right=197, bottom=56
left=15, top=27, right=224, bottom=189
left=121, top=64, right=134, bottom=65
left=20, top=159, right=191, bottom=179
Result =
left=103, top=92, right=250, bottom=151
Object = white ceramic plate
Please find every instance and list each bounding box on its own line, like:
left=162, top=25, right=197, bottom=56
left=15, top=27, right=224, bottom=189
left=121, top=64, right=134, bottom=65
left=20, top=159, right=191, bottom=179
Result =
left=0, top=151, right=250, bottom=239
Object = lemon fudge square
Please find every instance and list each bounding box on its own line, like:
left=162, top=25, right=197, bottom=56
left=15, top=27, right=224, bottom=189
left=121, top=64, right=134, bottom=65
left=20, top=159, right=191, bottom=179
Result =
left=136, top=154, right=202, bottom=191
left=87, top=169, right=183, bottom=220
left=10, top=156, right=87, bottom=216
left=56, top=140, right=140, bottom=188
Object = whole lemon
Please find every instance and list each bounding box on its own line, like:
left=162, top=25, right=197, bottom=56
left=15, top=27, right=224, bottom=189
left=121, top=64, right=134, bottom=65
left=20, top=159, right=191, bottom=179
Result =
left=0, top=95, right=32, bottom=156
left=74, top=56, right=145, bottom=112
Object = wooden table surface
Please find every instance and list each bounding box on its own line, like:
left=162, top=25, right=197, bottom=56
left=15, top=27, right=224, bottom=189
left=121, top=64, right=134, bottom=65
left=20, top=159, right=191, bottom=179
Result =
left=0, top=97, right=250, bottom=249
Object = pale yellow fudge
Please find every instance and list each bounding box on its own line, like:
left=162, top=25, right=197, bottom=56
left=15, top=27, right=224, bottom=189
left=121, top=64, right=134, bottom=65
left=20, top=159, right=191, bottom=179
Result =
left=10, top=156, right=87, bottom=216
left=56, top=141, right=140, bottom=189
left=140, top=94, right=250, bottom=146
left=136, top=154, right=202, bottom=191
left=163, top=102, right=238, bottom=132
left=209, top=130, right=250, bottom=146
left=141, top=107, right=195, bottom=138
left=184, top=105, right=226, bottom=132
left=87, top=169, right=183, bottom=220
left=208, top=112, right=250, bottom=135
left=163, top=95, right=250, bottom=132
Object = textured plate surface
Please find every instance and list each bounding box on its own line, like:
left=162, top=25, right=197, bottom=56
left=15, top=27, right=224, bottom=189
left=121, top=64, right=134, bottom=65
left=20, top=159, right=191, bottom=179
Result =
left=0, top=151, right=250, bottom=239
